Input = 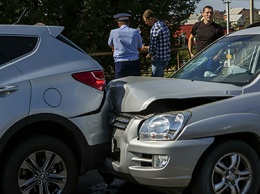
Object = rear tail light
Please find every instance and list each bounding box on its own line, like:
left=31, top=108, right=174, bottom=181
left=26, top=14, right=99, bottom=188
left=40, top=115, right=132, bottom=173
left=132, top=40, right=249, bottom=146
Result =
left=72, top=70, right=106, bottom=91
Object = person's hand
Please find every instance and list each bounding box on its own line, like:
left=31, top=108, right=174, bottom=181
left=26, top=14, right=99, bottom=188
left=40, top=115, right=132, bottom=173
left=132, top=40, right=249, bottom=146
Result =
left=140, top=45, right=149, bottom=53
left=110, top=46, right=114, bottom=53
left=146, top=53, right=152, bottom=60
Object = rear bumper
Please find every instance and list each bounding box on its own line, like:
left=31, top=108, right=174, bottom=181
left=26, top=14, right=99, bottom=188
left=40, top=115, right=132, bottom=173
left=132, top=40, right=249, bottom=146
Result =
left=84, top=141, right=111, bottom=171
left=70, top=90, right=112, bottom=146
left=71, top=91, right=113, bottom=173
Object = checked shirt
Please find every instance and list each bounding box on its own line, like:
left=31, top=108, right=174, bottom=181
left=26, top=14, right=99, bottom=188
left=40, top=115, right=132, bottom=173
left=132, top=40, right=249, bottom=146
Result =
left=149, top=20, right=171, bottom=61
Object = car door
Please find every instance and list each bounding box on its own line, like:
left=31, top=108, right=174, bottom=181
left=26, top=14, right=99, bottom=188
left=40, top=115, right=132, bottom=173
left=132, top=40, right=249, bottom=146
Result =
left=0, top=64, right=31, bottom=135
left=0, top=36, right=37, bottom=136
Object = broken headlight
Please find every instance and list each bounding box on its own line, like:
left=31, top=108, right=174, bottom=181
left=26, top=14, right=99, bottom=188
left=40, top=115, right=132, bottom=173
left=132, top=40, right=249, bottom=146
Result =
left=139, top=111, right=191, bottom=141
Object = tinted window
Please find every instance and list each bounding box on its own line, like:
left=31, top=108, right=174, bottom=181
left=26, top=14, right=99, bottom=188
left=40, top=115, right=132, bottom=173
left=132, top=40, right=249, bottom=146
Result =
left=57, top=34, right=85, bottom=53
left=0, top=36, right=38, bottom=65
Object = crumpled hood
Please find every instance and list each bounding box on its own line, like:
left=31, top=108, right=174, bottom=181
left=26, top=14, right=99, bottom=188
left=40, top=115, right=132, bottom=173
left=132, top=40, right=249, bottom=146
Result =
left=106, top=76, right=243, bottom=112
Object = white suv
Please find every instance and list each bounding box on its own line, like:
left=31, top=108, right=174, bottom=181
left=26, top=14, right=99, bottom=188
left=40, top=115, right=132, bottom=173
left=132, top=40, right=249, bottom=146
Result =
left=0, top=25, right=111, bottom=194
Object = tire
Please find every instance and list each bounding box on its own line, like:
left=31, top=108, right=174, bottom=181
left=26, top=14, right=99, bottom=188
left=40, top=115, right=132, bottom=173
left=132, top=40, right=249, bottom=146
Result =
left=1, top=135, right=78, bottom=194
left=190, top=140, right=260, bottom=194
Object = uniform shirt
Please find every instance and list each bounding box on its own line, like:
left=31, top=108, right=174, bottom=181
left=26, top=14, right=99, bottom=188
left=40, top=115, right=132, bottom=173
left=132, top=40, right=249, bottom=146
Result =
left=149, top=20, right=171, bottom=61
left=191, top=21, right=224, bottom=53
left=108, top=25, right=142, bottom=62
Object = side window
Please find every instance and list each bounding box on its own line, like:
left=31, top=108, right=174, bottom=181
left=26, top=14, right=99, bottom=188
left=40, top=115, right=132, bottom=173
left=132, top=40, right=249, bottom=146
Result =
left=0, top=52, right=8, bottom=65
left=0, top=36, right=38, bottom=65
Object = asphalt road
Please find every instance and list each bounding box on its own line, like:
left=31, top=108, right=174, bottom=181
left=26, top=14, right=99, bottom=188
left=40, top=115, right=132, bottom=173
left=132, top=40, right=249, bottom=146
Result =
left=77, top=169, right=260, bottom=194
left=76, top=170, right=166, bottom=194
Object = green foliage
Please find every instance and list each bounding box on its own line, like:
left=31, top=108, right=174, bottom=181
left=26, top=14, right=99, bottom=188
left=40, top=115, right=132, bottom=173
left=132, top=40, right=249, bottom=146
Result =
left=0, top=0, right=199, bottom=77
left=179, top=49, right=190, bottom=63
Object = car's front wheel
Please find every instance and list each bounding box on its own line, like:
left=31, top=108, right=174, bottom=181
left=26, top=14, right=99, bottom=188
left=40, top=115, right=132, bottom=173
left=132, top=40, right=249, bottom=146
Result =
left=1, top=135, right=78, bottom=194
left=189, top=140, right=260, bottom=194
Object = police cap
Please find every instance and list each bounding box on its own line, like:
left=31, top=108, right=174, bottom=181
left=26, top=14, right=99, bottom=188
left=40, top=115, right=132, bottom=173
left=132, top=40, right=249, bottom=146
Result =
left=113, top=13, right=131, bottom=21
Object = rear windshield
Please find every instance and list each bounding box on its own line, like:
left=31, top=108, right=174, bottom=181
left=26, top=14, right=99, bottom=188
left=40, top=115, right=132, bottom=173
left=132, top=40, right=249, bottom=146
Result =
left=56, top=34, right=85, bottom=53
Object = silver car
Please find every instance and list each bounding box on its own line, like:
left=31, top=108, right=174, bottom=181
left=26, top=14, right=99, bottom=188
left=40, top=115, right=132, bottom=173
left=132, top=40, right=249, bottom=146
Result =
left=102, top=26, right=260, bottom=194
left=0, top=25, right=111, bottom=194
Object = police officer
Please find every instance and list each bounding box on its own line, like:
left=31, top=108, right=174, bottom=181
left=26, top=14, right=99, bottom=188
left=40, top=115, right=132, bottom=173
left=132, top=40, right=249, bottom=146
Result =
left=108, top=13, right=143, bottom=79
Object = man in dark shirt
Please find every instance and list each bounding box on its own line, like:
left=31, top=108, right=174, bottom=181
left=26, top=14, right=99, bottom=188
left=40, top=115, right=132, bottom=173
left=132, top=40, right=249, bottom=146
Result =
left=188, top=6, right=224, bottom=58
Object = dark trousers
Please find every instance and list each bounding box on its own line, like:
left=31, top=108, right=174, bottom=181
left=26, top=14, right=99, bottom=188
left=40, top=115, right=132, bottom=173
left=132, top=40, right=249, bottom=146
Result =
left=115, top=59, right=141, bottom=79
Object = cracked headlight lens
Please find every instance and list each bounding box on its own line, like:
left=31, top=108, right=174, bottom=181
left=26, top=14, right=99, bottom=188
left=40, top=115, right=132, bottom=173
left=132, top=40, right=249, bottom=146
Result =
left=139, top=112, right=191, bottom=141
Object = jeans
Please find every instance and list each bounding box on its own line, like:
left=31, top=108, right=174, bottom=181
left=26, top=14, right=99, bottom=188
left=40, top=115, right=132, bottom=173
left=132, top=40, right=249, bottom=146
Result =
left=151, top=59, right=169, bottom=77
left=115, top=59, right=141, bottom=79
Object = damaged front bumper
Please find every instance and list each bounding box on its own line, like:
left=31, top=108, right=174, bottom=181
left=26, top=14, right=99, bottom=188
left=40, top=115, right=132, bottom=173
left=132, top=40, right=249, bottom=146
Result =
left=102, top=114, right=214, bottom=189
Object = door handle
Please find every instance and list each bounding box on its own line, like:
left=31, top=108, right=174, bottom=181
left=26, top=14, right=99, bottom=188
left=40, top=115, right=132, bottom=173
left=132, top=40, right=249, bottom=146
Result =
left=0, top=85, right=18, bottom=93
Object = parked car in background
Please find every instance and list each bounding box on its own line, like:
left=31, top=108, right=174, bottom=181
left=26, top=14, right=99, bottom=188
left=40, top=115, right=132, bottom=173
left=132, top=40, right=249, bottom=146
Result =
left=101, top=26, right=260, bottom=194
left=0, top=25, right=111, bottom=194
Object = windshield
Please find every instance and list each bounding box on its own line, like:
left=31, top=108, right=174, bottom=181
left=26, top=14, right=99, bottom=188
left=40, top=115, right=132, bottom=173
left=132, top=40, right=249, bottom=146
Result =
left=172, top=35, right=260, bottom=86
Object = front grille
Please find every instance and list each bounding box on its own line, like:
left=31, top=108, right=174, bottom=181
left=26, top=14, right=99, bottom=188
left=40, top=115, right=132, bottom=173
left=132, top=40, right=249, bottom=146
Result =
left=109, top=112, right=135, bottom=130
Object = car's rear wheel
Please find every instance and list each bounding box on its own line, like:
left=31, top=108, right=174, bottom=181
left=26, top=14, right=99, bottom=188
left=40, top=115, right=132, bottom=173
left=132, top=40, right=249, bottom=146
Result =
left=1, top=135, right=78, bottom=194
left=189, top=140, right=260, bottom=194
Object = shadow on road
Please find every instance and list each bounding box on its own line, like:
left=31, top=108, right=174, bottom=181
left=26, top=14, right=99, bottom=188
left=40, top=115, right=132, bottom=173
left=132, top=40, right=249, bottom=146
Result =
left=77, top=170, right=164, bottom=194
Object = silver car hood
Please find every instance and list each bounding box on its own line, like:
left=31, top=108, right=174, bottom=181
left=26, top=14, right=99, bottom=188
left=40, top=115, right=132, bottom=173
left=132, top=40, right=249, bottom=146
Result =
left=107, top=76, right=243, bottom=112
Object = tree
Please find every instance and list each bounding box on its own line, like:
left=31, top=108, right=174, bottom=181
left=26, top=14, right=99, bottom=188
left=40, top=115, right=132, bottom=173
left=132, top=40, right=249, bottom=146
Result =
left=0, top=0, right=200, bottom=77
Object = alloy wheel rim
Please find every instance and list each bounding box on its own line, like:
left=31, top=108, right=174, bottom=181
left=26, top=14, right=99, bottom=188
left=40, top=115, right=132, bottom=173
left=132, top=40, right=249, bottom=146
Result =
left=212, top=152, right=252, bottom=194
left=18, top=150, right=67, bottom=194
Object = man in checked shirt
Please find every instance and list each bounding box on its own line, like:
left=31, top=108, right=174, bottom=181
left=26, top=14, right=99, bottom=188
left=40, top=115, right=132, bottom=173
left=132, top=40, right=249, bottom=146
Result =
left=143, top=9, right=171, bottom=77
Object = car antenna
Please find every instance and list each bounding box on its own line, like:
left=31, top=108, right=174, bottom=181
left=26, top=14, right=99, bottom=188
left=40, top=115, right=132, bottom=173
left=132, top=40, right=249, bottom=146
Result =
left=13, top=8, right=27, bottom=25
